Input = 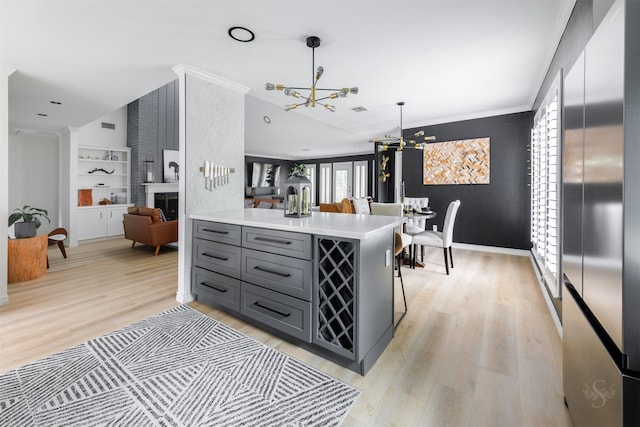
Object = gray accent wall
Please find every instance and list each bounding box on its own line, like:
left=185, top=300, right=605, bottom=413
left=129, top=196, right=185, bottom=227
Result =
left=127, top=80, right=179, bottom=207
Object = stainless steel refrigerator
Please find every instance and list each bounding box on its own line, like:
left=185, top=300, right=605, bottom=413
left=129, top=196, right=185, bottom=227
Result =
left=562, top=1, right=640, bottom=425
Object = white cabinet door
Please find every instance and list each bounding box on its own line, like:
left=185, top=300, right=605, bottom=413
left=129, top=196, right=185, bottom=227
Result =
left=77, top=209, right=107, bottom=240
left=106, top=206, right=128, bottom=236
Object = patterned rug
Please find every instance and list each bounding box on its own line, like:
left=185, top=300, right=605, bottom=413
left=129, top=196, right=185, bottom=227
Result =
left=0, top=305, right=360, bottom=426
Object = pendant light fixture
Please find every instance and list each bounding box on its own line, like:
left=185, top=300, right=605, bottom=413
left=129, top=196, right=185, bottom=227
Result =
left=370, top=102, right=436, bottom=151
left=265, top=36, right=358, bottom=112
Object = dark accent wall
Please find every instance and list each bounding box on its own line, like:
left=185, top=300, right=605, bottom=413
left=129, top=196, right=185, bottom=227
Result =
left=403, top=112, right=533, bottom=250
left=127, top=80, right=179, bottom=207
left=374, top=151, right=397, bottom=203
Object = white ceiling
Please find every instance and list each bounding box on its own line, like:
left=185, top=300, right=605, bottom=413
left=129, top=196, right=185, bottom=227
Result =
left=1, top=0, right=575, bottom=160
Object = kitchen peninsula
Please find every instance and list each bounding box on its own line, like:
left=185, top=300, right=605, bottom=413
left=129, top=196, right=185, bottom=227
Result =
left=190, top=209, right=404, bottom=374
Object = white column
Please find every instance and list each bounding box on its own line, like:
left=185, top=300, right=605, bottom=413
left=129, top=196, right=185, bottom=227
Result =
left=1, top=66, right=16, bottom=305
left=172, top=64, right=249, bottom=304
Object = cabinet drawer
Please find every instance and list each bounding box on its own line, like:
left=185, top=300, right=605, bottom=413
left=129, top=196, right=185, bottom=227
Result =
left=241, top=248, right=312, bottom=301
left=193, top=238, right=241, bottom=279
left=241, top=282, right=311, bottom=342
left=242, top=227, right=312, bottom=260
left=194, top=220, right=241, bottom=246
left=192, top=267, right=240, bottom=312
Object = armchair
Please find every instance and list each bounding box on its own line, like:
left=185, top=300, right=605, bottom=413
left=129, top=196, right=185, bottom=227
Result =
left=123, top=207, right=178, bottom=256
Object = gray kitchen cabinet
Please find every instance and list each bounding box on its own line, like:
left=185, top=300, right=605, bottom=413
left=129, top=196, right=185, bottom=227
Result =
left=190, top=215, right=395, bottom=375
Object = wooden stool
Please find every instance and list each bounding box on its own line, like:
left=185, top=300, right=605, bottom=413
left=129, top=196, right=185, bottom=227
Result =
left=8, top=235, right=48, bottom=283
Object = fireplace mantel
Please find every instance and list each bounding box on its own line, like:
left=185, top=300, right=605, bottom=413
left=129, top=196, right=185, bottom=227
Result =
left=142, top=183, right=178, bottom=207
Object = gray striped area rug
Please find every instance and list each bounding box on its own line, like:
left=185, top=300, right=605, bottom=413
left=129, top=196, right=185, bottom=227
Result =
left=0, top=305, right=360, bottom=426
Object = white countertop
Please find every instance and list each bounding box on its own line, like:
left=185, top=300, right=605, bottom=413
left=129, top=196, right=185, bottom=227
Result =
left=190, top=209, right=405, bottom=240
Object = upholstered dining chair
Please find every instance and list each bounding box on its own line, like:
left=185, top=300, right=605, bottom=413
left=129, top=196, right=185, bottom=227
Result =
left=369, top=202, right=412, bottom=249
left=370, top=202, right=410, bottom=328
left=411, top=200, right=461, bottom=274
left=403, top=197, right=430, bottom=261
left=393, top=231, right=408, bottom=328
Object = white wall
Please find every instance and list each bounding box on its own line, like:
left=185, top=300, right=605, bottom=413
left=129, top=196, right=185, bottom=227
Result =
left=8, top=133, right=60, bottom=235
left=76, top=107, right=127, bottom=147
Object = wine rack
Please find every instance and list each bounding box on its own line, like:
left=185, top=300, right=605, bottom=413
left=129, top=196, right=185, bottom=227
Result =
left=314, top=237, right=356, bottom=359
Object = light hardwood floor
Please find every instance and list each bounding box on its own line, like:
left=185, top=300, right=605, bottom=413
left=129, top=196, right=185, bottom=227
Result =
left=0, top=238, right=573, bottom=427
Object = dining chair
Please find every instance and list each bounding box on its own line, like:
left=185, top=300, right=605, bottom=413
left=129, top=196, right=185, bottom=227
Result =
left=369, top=202, right=411, bottom=248
left=403, top=196, right=430, bottom=261
left=370, top=202, right=409, bottom=328
left=393, top=232, right=407, bottom=328
left=411, top=200, right=461, bottom=274
left=47, top=227, right=68, bottom=268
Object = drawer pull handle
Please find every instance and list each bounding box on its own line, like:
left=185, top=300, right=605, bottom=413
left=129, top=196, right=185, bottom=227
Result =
left=254, top=236, right=292, bottom=245
left=202, top=252, right=229, bottom=261
left=203, top=228, right=229, bottom=235
left=254, top=266, right=291, bottom=278
left=253, top=301, right=291, bottom=317
left=201, top=281, right=227, bottom=293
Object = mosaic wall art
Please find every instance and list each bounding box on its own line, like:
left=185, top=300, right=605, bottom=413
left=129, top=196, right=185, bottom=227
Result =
left=423, top=137, right=490, bottom=185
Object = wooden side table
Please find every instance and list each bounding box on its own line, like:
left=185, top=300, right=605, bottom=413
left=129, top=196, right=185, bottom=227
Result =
left=8, top=234, right=48, bottom=283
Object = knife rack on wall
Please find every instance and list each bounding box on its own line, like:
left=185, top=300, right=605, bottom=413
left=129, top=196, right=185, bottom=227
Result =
left=200, top=162, right=235, bottom=191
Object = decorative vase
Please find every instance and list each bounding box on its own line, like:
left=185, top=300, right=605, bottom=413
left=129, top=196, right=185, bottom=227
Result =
left=14, top=222, right=36, bottom=238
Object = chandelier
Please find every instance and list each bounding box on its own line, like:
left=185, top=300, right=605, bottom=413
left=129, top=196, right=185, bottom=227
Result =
left=370, top=102, right=436, bottom=151
left=265, top=36, right=358, bottom=112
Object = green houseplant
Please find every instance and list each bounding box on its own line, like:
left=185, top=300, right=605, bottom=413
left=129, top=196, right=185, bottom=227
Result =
left=289, top=163, right=306, bottom=177
left=8, top=205, right=50, bottom=238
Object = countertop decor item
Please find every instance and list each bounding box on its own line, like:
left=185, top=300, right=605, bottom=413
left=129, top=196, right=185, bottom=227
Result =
left=285, top=165, right=311, bottom=218
left=265, top=36, right=358, bottom=112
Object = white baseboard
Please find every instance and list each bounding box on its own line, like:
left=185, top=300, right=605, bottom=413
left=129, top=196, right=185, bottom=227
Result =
left=0, top=295, right=8, bottom=306
left=452, top=242, right=529, bottom=257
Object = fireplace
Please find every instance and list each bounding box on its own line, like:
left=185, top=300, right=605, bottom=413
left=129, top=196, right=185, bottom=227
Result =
left=142, top=183, right=179, bottom=217
left=154, top=192, right=178, bottom=220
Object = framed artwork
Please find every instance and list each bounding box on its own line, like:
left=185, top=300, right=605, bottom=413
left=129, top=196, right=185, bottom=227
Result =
left=423, top=137, right=490, bottom=185
left=163, top=150, right=179, bottom=183
left=250, top=162, right=281, bottom=188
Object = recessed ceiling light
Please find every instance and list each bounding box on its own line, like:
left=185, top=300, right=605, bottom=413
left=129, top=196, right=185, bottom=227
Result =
left=263, top=115, right=271, bottom=124
left=50, top=101, right=62, bottom=105
left=352, top=106, right=368, bottom=112
left=37, top=113, right=48, bottom=117
left=228, top=26, right=255, bottom=43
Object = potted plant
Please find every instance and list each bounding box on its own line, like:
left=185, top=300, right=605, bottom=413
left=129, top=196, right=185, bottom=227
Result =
left=289, top=163, right=306, bottom=177
left=8, top=205, right=50, bottom=238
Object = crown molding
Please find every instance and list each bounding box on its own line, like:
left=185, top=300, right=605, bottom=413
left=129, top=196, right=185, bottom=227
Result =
left=172, top=64, right=250, bottom=95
